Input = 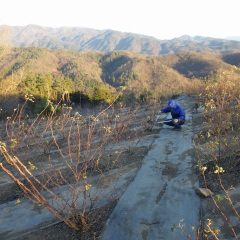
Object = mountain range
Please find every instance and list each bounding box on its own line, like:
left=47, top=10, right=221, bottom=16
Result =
left=1, top=25, right=240, bottom=55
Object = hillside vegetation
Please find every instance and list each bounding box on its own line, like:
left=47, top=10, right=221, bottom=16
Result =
left=161, top=51, right=240, bottom=79
left=222, top=52, right=240, bottom=67
left=1, top=46, right=240, bottom=117
left=0, top=48, right=187, bottom=109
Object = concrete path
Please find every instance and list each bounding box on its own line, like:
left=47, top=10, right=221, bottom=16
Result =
left=102, top=96, right=200, bottom=240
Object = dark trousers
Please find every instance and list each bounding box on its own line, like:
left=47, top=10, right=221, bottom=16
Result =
left=163, top=119, right=185, bottom=127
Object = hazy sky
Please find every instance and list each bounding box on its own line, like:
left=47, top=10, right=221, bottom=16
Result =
left=0, top=0, right=239, bottom=39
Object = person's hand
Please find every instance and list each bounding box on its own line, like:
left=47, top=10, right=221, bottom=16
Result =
left=173, top=118, right=179, bottom=124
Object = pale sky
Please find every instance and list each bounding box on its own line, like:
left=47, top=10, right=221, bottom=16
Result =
left=0, top=0, right=239, bottom=39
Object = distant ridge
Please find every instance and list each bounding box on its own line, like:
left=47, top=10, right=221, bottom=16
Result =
left=227, top=36, right=240, bottom=41
left=1, top=25, right=240, bottom=55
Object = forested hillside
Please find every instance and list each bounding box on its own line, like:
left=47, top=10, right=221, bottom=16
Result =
left=1, top=46, right=240, bottom=117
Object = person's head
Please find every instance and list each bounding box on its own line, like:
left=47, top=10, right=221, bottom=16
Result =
left=167, top=99, right=177, bottom=109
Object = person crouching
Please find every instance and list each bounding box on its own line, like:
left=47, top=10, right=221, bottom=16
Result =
left=160, top=99, right=185, bottom=128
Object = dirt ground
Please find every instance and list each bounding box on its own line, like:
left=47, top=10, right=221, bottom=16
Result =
left=17, top=201, right=117, bottom=240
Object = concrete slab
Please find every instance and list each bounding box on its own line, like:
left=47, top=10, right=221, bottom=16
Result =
left=102, top=96, right=200, bottom=240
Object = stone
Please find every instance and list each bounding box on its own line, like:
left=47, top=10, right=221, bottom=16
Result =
left=195, top=187, right=213, bottom=198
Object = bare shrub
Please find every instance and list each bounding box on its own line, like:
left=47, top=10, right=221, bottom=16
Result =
left=195, top=77, right=240, bottom=239
left=0, top=96, right=159, bottom=233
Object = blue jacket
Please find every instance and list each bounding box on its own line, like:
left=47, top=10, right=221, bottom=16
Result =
left=161, top=103, right=185, bottom=121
